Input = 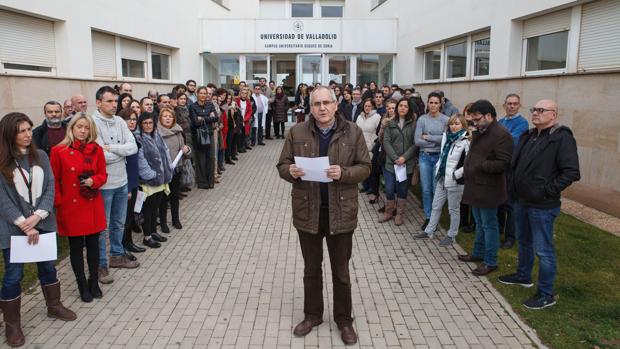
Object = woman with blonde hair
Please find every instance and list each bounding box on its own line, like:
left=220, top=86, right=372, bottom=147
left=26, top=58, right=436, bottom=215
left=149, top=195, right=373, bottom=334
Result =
left=415, top=114, right=471, bottom=245
left=51, top=113, right=108, bottom=302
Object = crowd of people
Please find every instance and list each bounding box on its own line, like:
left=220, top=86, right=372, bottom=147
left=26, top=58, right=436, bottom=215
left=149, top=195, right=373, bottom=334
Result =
left=0, top=76, right=581, bottom=346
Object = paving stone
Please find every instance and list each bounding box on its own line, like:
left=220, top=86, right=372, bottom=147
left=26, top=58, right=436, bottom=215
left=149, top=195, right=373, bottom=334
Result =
left=2, top=138, right=542, bottom=348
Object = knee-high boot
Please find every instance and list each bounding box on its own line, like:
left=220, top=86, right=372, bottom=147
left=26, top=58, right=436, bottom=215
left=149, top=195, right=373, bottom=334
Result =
left=0, top=296, right=25, bottom=347
left=41, top=282, right=77, bottom=321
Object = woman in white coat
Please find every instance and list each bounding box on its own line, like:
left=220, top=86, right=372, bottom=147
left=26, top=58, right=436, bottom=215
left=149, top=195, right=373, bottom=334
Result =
left=414, top=114, right=470, bottom=246
left=355, top=98, right=381, bottom=195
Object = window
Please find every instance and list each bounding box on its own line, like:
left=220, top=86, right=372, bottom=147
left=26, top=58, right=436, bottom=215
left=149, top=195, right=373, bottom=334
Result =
left=122, top=59, right=145, bottom=78
left=246, top=55, right=268, bottom=82
left=356, top=54, right=393, bottom=86
left=328, top=55, right=350, bottom=85
left=219, top=55, right=240, bottom=89
left=446, top=41, right=467, bottom=79
left=525, top=31, right=568, bottom=72
left=3, top=63, right=52, bottom=72
left=292, top=3, right=313, bottom=17
left=424, top=50, right=441, bottom=80
left=321, top=6, right=343, bottom=17
left=473, top=38, right=490, bottom=76
left=151, top=53, right=170, bottom=80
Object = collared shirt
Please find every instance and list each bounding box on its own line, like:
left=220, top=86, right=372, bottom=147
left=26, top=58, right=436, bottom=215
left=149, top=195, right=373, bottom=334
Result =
left=315, top=118, right=337, bottom=135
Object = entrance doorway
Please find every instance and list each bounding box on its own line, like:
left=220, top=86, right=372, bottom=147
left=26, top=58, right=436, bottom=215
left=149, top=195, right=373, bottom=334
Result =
left=270, top=54, right=296, bottom=96
left=297, top=54, right=322, bottom=86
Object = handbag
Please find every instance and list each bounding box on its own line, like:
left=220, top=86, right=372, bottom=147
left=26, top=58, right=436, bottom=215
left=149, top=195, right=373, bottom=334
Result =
left=411, top=162, right=420, bottom=186
left=180, top=159, right=195, bottom=188
left=197, top=124, right=211, bottom=145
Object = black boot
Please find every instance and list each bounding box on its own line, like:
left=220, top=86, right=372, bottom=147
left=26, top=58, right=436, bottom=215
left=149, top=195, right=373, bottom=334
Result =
left=76, top=277, right=93, bottom=302
left=159, top=198, right=171, bottom=234
left=88, top=279, right=102, bottom=299
left=124, top=228, right=146, bottom=253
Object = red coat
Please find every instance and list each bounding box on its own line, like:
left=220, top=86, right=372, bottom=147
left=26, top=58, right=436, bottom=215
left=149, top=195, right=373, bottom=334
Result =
left=220, top=110, right=228, bottom=149
left=236, top=97, right=253, bottom=136
left=50, top=141, right=108, bottom=237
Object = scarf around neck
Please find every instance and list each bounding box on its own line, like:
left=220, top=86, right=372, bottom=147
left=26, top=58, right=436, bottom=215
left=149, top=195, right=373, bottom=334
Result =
left=436, top=129, right=465, bottom=180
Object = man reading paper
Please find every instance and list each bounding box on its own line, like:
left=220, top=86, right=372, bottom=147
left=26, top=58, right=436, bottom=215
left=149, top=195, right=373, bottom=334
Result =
left=276, top=86, right=370, bottom=346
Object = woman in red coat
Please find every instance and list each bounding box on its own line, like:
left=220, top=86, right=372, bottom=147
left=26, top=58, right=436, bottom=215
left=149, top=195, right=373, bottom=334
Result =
left=50, top=114, right=108, bottom=303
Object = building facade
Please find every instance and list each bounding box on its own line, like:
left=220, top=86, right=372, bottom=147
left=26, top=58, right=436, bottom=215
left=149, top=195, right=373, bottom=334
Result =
left=1, top=0, right=619, bottom=216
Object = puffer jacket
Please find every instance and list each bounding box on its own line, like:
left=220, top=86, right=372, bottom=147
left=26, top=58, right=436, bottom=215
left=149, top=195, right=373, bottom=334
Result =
left=276, top=113, right=371, bottom=235
left=355, top=110, right=381, bottom=154
left=434, top=132, right=470, bottom=187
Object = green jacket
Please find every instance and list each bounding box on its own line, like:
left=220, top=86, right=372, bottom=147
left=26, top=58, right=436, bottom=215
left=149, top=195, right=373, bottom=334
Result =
left=383, top=118, right=417, bottom=174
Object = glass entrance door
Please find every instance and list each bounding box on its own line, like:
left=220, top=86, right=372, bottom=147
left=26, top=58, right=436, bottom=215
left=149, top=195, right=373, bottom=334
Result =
left=297, top=54, right=322, bottom=86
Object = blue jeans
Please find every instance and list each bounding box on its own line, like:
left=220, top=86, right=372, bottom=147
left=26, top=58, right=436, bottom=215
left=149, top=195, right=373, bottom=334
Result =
left=514, top=203, right=560, bottom=297
left=419, top=152, right=439, bottom=219
left=1, top=248, right=57, bottom=299
left=100, top=184, right=128, bottom=267
left=383, top=167, right=409, bottom=200
left=471, top=206, right=500, bottom=267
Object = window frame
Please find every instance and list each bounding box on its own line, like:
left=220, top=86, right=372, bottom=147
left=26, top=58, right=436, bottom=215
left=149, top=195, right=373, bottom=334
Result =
left=444, top=39, right=469, bottom=81
left=423, top=46, right=442, bottom=82
left=151, top=51, right=171, bottom=81
left=0, top=62, right=56, bottom=77
left=121, top=58, right=146, bottom=79
left=522, top=29, right=569, bottom=76
left=471, top=35, right=491, bottom=79
left=321, top=5, right=344, bottom=18
left=291, top=2, right=314, bottom=18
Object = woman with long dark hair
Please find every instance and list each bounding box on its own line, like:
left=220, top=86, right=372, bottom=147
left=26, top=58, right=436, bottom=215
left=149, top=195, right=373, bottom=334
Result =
left=134, top=112, right=173, bottom=248
left=0, top=113, right=76, bottom=347
left=116, top=93, right=133, bottom=115
left=272, top=86, right=289, bottom=139
left=118, top=108, right=146, bottom=255
left=51, top=113, right=107, bottom=302
left=380, top=98, right=418, bottom=225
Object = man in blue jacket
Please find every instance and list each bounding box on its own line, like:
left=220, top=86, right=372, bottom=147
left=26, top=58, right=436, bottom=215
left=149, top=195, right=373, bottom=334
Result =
left=497, top=94, right=529, bottom=249
left=499, top=99, right=580, bottom=310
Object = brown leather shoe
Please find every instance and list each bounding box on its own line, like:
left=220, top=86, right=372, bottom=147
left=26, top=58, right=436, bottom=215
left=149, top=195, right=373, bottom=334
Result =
left=340, top=324, right=358, bottom=345
left=458, top=254, right=483, bottom=262
left=293, top=318, right=323, bottom=337
left=472, top=263, right=498, bottom=276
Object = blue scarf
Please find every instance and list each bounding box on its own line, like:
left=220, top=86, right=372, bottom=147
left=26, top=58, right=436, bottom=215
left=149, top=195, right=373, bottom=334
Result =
left=436, top=129, right=465, bottom=180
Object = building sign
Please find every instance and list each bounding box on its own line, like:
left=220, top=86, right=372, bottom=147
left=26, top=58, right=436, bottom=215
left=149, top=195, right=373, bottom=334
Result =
left=255, top=19, right=342, bottom=53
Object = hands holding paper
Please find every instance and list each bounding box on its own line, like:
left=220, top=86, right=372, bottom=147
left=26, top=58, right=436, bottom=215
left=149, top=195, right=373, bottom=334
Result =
left=18, top=215, right=41, bottom=245
left=394, top=156, right=406, bottom=166
left=290, top=163, right=342, bottom=181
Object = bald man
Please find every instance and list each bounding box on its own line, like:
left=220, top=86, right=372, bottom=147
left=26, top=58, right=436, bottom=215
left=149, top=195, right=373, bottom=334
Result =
left=71, top=94, right=88, bottom=113
left=499, top=99, right=580, bottom=310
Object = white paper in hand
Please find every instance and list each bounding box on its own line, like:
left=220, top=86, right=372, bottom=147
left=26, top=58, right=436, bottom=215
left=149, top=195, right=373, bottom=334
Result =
left=395, top=164, right=407, bottom=183
left=294, top=156, right=333, bottom=183
left=10, top=232, right=58, bottom=263
left=134, top=190, right=146, bottom=213
left=171, top=150, right=184, bottom=168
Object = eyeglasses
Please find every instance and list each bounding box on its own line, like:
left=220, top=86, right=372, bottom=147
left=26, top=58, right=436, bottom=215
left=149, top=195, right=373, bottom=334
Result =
left=128, top=118, right=137, bottom=122
left=311, top=100, right=334, bottom=108
left=529, top=107, right=555, bottom=114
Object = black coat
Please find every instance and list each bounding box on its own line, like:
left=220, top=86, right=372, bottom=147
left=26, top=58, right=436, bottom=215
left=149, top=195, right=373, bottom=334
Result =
left=510, top=124, right=580, bottom=209
left=33, top=121, right=68, bottom=154
left=188, top=101, right=218, bottom=134
left=338, top=100, right=353, bottom=121
left=462, top=120, right=513, bottom=208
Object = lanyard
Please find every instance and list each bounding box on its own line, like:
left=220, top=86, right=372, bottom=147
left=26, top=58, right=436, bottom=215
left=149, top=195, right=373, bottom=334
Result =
left=15, top=160, right=34, bottom=206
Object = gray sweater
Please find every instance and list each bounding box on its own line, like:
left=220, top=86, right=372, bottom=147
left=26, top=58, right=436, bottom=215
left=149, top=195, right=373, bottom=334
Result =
left=93, top=110, right=138, bottom=190
left=414, top=113, right=449, bottom=153
left=0, top=150, right=56, bottom=249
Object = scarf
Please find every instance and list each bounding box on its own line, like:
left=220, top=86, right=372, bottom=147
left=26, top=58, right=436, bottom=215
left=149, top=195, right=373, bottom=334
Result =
left=436, top=129, right=465, bottom=180
left=70, top=140, right=100, bottom=199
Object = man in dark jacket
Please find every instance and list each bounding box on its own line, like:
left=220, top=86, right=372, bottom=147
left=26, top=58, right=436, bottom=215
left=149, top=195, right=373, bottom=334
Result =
left=277, top=86, right=371, bottom=345
left=459, top=100, right=513, bottom=276
left=499, top=99, right=580, bottom=310
left=33, top=101, right=67, bottom=154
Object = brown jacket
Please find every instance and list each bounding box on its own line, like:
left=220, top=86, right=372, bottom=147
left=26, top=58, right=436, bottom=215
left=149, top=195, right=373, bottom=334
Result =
left=277, top=113, right=371, bottom=235
left=462, top=120, right=513, bottom=208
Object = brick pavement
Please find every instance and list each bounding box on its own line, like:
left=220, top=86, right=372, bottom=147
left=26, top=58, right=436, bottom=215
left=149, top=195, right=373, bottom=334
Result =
left=4, top=138, right=545, bottom=348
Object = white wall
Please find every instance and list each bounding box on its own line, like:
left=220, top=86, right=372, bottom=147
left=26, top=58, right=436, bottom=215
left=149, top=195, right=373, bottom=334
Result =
left=367, top=0, right=582, bottom=84
left=0, top=0, right=224, bottom=82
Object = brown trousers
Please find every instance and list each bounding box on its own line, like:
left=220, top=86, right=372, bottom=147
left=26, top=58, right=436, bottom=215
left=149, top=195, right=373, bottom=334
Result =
left=297, top=208, right=353, bottom=327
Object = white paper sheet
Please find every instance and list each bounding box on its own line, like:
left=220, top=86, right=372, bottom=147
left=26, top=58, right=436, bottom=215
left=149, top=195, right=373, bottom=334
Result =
left=294, top=108, right=304, bottom=113
left=395, top=164, right=407, bottom=183
left=171, top=150, right=184, bottom=168
left=134, top=190, right=146, bottom=213
left=10, top=232, right=58, bottom=263
left=294, top=156, right=333, bottom=183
